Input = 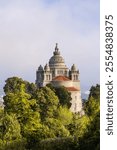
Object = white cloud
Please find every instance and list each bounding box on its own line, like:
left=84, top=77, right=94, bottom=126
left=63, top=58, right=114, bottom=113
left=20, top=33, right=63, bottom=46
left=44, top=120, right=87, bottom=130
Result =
left=84, top=90, right=90, bottom=95
left=0, top=0, right=99, bottom=91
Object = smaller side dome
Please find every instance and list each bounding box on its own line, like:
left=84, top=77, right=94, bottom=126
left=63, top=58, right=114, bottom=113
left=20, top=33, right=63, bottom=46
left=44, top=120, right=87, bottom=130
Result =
left=38, top=65, right=43, bottom=71
left=71, top=64, right=77, bottom=71
left=44, top=64, right=50, bottom=71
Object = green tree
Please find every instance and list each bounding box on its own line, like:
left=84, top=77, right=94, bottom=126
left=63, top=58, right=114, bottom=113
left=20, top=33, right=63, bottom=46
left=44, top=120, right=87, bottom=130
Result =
left=3, top=83, right=41, bottom=138
left=39, top=137, right=75, bottom=150
left=0, top=112, right=26, bottom=150
left=0, top=108, right=4, bottom=141
left=26, top=125, right=54, bottom=150
left=85, top=96, right=100, bottom=117
left=1, top=113, right=21, bottom=141
left=47, top=84, right=72, bottom=108
left=4, top=77, right=25, bottom=94
left=56, top=106, right=73, bottom=126
left=44, top=118, right=70, bottom=138
left=4, top=83, right=39, bottom=115
left=4, top=77, right=37, bottom=99
left=78, top=111, right=100, bottom=150
left=84, top=84, right=100, bottom=118
left=76, top=84, right=100, bottom=150
left=73, top=115, right=90, bottom=139
left=35, top=86, right=59, bottom=121
left=3, top=77, right=100, bottom=150
left=25, top=82, right=37, bottom=99
left=88, top=84, right=100, bottom=100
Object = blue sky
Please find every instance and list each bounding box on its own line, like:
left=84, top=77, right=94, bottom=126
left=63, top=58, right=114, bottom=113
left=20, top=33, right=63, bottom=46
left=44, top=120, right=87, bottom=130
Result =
left=0, top=0, right=100, bottom=95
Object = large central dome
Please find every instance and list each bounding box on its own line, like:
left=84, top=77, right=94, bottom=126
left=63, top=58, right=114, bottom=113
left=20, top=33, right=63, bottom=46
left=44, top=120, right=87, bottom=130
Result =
left=49, top=43, right=66, bottom=68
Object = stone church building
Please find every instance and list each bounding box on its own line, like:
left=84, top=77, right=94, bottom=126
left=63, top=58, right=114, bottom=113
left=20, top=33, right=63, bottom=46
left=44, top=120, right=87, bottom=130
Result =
left=36, top=44, right=83, bottom=113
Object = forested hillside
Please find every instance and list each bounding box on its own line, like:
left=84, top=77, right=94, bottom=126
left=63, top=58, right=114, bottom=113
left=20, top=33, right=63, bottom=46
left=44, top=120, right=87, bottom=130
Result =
left=0, top=77, right=100, bottom=150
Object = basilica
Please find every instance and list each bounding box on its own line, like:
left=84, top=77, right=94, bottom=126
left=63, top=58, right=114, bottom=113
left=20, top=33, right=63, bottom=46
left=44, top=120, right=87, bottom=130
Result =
left=36, top=44, right=83, bottom=113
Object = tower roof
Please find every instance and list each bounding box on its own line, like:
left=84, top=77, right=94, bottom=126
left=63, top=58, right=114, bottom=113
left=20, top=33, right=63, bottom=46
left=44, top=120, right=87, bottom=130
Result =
left=66, top=87, right=79, bottom=91
left=38, top=65, right=43, bottom=71
left=44, top=64, right=50, bottom=71
left=52, top=75, right=70, bottom=81
left=71, top=64, right=77, bottom=71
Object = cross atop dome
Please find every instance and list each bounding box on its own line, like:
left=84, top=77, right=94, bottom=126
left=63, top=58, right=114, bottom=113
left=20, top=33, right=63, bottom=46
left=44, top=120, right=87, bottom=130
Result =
left=55, top=43, right=58, bottom=51
left=54, top=43, right=60, bottom=55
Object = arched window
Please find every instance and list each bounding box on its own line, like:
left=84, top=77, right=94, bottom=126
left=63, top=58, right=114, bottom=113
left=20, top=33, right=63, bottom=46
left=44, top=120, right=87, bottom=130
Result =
left=46, top=75, right=48, bottom=80
left=74, top=103, right=77, bottom=111
left=49, top=75, right=51, bottom=80
left=74, top=75, right=76, bottom=80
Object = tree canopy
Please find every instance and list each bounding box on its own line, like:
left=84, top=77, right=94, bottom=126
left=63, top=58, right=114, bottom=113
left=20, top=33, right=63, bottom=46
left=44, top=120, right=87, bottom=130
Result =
left=1, top=76, right=100, bottom=150
left=47, top=84, right=72, bottom=108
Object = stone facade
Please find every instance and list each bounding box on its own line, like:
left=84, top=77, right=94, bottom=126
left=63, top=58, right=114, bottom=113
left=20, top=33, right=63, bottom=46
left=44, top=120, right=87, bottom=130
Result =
left=36, top=43, right=83, bottom=113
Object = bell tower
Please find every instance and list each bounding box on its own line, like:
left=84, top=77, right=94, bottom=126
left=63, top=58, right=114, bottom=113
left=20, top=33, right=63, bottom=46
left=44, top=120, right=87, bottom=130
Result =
left=36, top=65, right=44, bottom=87
left=43, top=64, right=52, bottom=86
left=69, top=64, right=79, bottom=81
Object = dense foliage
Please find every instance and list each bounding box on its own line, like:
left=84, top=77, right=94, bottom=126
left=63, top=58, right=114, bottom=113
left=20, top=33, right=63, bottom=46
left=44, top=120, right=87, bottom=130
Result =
left=0, top=77, right=100, bottom=150
left=47, top=84, right=72, bottom=108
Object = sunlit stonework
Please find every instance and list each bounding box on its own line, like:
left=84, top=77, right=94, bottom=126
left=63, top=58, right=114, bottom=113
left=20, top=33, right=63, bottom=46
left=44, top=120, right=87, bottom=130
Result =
left=36, top=43, right=83, bottom=113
